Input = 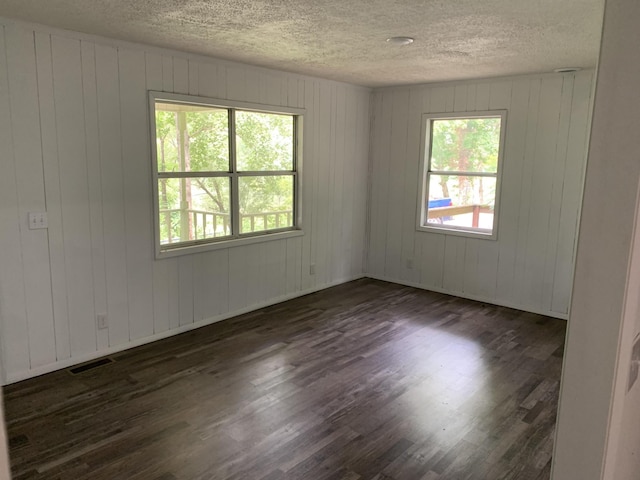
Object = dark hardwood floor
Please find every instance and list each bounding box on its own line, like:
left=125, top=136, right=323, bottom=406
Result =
left=3, top=279, right=566, bottom=480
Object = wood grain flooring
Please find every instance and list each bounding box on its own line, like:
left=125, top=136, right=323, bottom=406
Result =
left=3, top=279, right=566, bottom=480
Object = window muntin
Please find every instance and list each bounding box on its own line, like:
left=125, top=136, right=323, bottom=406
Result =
left=150, top=93, right=301, bottom=256
left=418, top=111, right=506, bottom=238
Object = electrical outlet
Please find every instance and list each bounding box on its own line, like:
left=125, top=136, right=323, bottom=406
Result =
left=28, top=212, right=48, bottom=230
left=309, top=264, right=316, bottom=275
left=406, top=259, right=414, bottom=270
left=97, top=314, right=108, bottom=330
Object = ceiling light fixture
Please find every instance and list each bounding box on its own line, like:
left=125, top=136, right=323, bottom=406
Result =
left=386, top=36, right=414, bottom=46
left=554, top=67, right=582, bottom=73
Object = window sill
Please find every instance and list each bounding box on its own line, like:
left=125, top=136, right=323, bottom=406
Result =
left=417, top=225, right=497, bottom=241
left=156, top=229, right=304, bottom=259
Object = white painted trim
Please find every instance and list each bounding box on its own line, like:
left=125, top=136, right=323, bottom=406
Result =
left=149, top=91, right=305, bottom=258
left=600, top=170, right=640, bottom=479
left=366, top=274, right=569, bottom=320
left=1, top=271, right=567, bottom=385
left=151, top=91, right=307, bottom=116
left=363, top=94, right=375, bottom=275
left=2, top=274, right=365, bottom=385
left=564, top=76, right=598, bottom=318
left=156, top=229, right=305, bottom=258
left=416, top=110, right=507, bottom=241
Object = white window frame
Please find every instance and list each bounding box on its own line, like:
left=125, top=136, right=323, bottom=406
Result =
left=416, top=110, right=507, bottom=240
left=149, top=91, right=305, bottom=258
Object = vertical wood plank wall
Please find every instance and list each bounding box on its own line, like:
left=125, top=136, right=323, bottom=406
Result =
left=0, top=17, right=596, bottom=384
left=0, top=20, right=370, bottom=383
left=367, top=72, right=594, bottom=318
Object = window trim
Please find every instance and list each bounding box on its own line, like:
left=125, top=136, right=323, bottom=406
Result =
left=149, top=91, right=305, bottom=258
left=416, top=110, right=507, bottom=240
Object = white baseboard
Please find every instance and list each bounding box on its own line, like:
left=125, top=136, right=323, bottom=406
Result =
left=4, top=273, right=566, bottom=385
left=4, top=274, right=365, bottom=385
left=365, top=274, right=569, bottom=321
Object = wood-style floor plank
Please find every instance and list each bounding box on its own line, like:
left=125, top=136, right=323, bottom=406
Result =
left=3, top=279, right=566, bottom=479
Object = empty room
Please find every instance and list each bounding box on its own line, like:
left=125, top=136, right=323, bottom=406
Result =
left=1, top=0, right=640, bottom=479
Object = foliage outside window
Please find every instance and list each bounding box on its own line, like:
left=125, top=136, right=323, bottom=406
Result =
left=418, top=111, right=506, bottom=239
left=150, top=92, right=302, bottom=256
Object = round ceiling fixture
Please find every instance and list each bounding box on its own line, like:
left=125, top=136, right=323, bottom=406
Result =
left=386, top=36, right=414, bottom=46
left=554, top=67, right=582, bottom=73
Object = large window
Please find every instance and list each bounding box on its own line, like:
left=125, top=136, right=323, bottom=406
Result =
left=150, top=92, right=302, bottom=257
left=417, top=111, right=506, bottom=239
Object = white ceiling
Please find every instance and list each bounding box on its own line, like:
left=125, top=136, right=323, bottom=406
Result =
left=0, top=0, right=605, bottom=88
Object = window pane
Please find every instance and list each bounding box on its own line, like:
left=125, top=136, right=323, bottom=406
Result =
left=430, top=117, right=501, bottom=173
left=425, top=174, right=497, bottom=231
left=155, top=102, right=229, bottom=173
left=158, top=177, right=231, bottom=244
left=239, top=176, right=294, bottom=234
left=236, top=111, right=294, bottom=171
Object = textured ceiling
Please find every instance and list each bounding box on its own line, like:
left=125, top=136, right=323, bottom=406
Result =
left=0, top=0, right=604, bottom=87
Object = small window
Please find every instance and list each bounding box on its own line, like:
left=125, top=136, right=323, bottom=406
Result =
left=150, top=92, right=302, bottom=257
left=417, top=111, right=506, bottom=239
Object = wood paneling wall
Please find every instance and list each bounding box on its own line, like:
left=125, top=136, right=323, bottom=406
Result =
left=0, top=20, right=370, bottom=383
left=0, top=17, right=595, bottom=384
left=367, top=72, right=593, bottom=318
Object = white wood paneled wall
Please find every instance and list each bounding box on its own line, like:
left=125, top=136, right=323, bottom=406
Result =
left=368, top=72, right=593, bottom=318
left=0, top=20, right=370, bottom=383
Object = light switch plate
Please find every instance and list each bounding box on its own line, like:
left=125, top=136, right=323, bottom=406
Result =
left=28, top=212, right=48, bottom=230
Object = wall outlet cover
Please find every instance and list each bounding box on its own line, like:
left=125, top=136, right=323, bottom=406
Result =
left=97, top=314, right=108, bottom=330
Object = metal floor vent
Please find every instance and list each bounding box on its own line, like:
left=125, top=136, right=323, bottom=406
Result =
left=68, top=357, right=114, bottom=375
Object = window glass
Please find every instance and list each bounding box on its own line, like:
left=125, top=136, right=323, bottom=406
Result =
left=236, top=111, right=294, bottom=171
left=158, top=177, right=231, bottom=245
left=155, top=102, right=229, bottom=173
left=426, top=175, right=497, bottom=230
left=239, top=175, right=295, bottom=233
left=419, top=111, right=505, bottom=237
left=431, top=118, right=501, bottom=173
left=151, top=94, right=300, bottom=255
